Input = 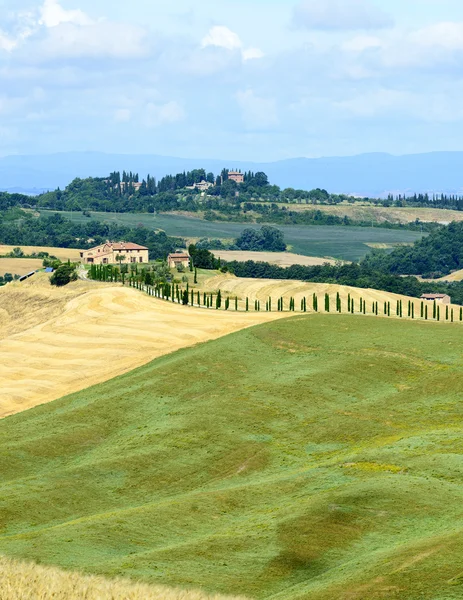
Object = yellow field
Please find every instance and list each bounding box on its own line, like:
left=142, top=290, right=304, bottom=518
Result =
left=0, top=556, right=247, bottom=600
left=0, top=258, right=43, bottom=276
left=277, top=203, right=463, bottom=225
left=0, top=274, right=286, bottom=419
left=205, top=272, right=461, bottom=314
left=0, top=244, right=82, bottom=261
left=212, top=250, right=338, bottom=266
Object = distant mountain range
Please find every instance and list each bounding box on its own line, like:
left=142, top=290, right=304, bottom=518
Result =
left=1, top=151, right=463, bottom=197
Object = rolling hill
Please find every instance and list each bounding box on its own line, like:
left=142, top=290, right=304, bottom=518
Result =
left=1, top=313, right=463, bottom=599
left=4, top=151, right=463, bottom=196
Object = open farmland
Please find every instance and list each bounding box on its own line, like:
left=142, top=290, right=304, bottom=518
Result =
left=275, top=203, right=463, bottom=225
left=0, top=275, right=285, bottom=418
left=2, top=315, right=463, bottom=599
left=0, top=556, right=247, bottom=600
left=42, top=210, right=424, bottom=261
left=212, top=251, right=338, bottom=267
left=0, top=244, right=82, bottom=261
left=0, top=258, right=42, bottom=276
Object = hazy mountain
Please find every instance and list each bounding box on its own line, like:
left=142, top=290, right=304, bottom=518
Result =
left=1, top=151, right=463, bottom=197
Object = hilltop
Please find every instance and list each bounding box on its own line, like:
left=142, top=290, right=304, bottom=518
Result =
left=4, top=151, right=463, bottom=196
left=1, top=314, right=463, bottom=599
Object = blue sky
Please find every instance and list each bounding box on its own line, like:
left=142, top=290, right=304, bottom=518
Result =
left=1, top=0, right=463, bottom=160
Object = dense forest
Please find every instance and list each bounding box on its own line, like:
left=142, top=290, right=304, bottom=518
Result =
left=362, top=221, right=463, bottom=277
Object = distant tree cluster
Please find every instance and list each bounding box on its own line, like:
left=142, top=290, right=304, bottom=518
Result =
left=235, top=226, right=287, bottom=252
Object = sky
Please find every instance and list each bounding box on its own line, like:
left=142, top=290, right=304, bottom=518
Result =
left=2, top=0, right=463, bottom=160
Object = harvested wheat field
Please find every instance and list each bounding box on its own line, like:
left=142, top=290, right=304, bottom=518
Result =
left=0, top=244, right=82, bottom=261
left=0, top=258, right=43, bottom=276
left=213, top=250, right=338, bottom=267
left=0, top=556, right=247, bottom=600
left=205, top=273, right=462, bottom=316
left=0, top=275, right=287, bottom=418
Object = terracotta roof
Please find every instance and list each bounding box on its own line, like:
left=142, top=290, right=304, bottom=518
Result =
left=421, top=294, right=449, bottom=299
left=168, top=253, right=190, bottom=259
left=111, top=242, right=148, bottom=250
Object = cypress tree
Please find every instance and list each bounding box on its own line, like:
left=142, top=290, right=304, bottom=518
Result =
left=460, top=307, right=463, bottom=322
left=421, top=302, right=424, bottom=318
left=336, top=292, right=340, bottom=313
left=266, top=300, right=269, bottom=312
left=313, top=293, right=317, bottom=312
left=216, top=290, right=222, bottom=309
left=269, top=297, right=272, bottom=312
left=360, top=298, right=363, bottom=313
left=191, top=289, right=194, bottom=305
left=225, top=297, right=230, bottom=311
left=384, top=301, right=387, bottom=315
left=235, top=297, right=238, bottom=311
left=182, top=290, right=189, bottom=305
left=280, top=297, right=284, bottom=311
left=246, top=297, right=249, bottom=312
left=433, top=301, right=437, bottom=319
left=303, top=297, right=307, bottom=312
left=194, top=268, right=198, bottom=284
left=451, top=308, right=454, bottom=323
left=351, top=299, right=354, bottom=314
left=400, top=300, right=403, bottom=318
left=197, top=291, right=200, bottom=305
left=325, top=293, right=330, bottom=313
left=425, top=305, right=428, bottom=320
left=255, top=299, right=258, bottom=311
left=388, top=302, right=391, bottom=317
left=408, top=301, right=411, bottom=317
left=348, top=293, right=351, bottom=312
left=411, top=303, right=414, bottom=319
left=203, top=292, right=206, bottom=306
left=437, top=306, right=440, bottom=321
left=446, top=306, right=449, bottom=321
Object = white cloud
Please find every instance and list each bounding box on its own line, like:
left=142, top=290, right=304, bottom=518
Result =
left=201, top=25, right=264, bottom=63
left=39, top=0, right=92, bottom=28
left=0, top=32, right=17, bottom=52
left=236, top=89, right=278, bottom=129
left=201, top=26, right=241, bottom=51
left=143, top=101, right=186, bottom=128
left=242, top=47, right=265, bottom=61
left=293, top=0, right=394, bottom=31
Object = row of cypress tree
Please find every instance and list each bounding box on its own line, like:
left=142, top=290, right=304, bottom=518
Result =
left=89, top=265, right=463, bottom=322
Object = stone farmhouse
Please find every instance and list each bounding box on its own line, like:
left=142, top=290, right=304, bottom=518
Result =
left=168, top=252, right=191, bottom=269
left=227, top=171, right=244, bottom=184
left=420, top=293, right=451, bottom=304
left=80, top=242, right=149, bottom=265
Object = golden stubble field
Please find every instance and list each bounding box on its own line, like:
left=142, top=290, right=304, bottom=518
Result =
left=0, top=556, right=247, bottom=600
left=0, top=275, right=287, bottom=418
left=0, top=244, right=82, bottom=261
left=0, top=258, right=43, bottom=276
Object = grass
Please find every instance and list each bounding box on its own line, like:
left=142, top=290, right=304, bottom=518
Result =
left=41, top=210, right=423, bottom=261
left=1, top=315, right=463, bottom=598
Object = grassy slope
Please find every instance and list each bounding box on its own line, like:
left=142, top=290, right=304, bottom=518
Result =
left=42, top=211, right=423, bottom=261
left=1, top=315, right=463, bottom=599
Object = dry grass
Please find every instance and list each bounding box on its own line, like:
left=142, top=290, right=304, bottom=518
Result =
left=0, top=274, right=286, bottom=419
left=0, top=556, right=248, bottom=600
left=212, top=250, right=338, bottom=267
left=278, top=204, right=463, bottom=224
left=0, top=245, right=82, bottom=261
left=0, top=258, right=43, bottom=276
left=205, top=272, right=462, bottom=315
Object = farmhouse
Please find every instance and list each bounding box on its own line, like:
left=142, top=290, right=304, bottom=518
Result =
left=80, top=242, right=149, bottom=265
left=168, top=252, right=191, bottom=270
left=228, top=171, right=244, bottom=184
left=421, top=293, right=451, bottom=304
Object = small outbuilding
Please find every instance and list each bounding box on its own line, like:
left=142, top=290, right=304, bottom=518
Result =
left=168, top=252, right=191, bottom=270
left=420, top=293, right=451, bottom=304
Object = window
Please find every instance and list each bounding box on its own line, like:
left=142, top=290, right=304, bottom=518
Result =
left=131, top=257, right=136, bottom=263
left=139, top=257, right=143, bottom=263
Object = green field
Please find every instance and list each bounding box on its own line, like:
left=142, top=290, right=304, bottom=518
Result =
left=42, top=210, right=423, bottom=261
left=1, top=314, right=463, bottom=599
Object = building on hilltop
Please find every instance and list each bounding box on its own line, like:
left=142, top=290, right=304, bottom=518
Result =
left=420, top=293, right=451, bottom=304
left=227, top=171, right=244, bottom=184
left=80, top=242, right=149, bottom=265
left=168, top=252, right=191, bottom=270
left=186, top=180, right=214, bottom=192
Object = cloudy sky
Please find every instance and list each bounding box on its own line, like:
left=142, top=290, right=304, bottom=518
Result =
left=1, top=0, right=463, bottom=160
